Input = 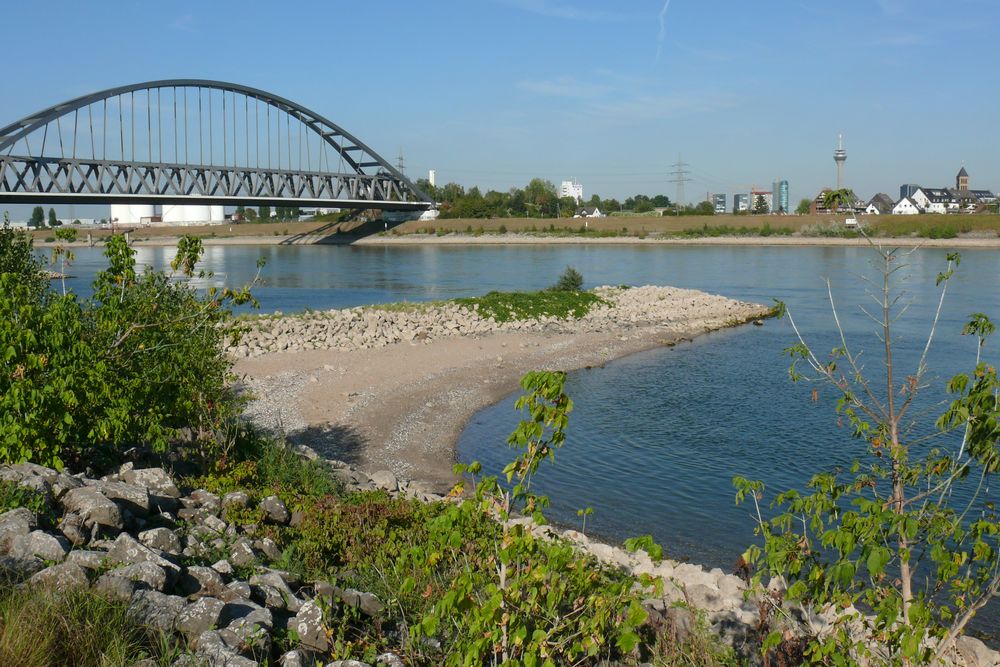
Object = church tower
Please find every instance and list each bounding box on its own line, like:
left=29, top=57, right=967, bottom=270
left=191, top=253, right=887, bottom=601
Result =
left=957, top=166, right=969, bottom=191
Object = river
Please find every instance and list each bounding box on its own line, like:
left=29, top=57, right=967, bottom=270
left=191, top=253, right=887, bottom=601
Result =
left=61, top=241, right=999, bottom=636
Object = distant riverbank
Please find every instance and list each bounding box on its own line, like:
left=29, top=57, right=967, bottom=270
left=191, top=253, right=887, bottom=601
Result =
left=36, top=231, right=1000, bottom=249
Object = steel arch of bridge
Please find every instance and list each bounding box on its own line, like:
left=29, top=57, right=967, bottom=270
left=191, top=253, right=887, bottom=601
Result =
left=0, top=79, right=432, bottom=209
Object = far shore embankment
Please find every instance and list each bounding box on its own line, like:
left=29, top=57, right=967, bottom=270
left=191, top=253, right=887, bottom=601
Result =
left=35, top=232, right=1000, bottom=249
left=30, top=211, right=1000, bottom=249
left=233, top=286, right=771, bottom=490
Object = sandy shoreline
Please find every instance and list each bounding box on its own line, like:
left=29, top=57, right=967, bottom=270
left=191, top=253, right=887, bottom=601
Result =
left=234, top=289, right=770, bottom=490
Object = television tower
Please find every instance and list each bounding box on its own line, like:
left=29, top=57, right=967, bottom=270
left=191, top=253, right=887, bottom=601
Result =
left=833, top=134, right=847, bottom=190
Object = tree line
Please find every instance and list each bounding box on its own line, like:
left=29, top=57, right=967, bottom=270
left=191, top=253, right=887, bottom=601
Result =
left=413, top=177, right=719, bottom=218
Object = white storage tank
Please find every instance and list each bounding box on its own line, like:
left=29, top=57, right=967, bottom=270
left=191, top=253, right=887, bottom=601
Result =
left=209, top=205, right=225, bottom=222
left=162, top=205, right=212, bottom=225
left=110, top=204, right=154, bottom=225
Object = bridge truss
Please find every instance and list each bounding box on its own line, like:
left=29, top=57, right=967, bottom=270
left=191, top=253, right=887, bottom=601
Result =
left=0, top=80, right=431, bottom=210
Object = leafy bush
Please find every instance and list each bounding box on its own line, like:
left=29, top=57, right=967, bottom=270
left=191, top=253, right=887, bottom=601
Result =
left=921, top=223, right=959, bottom=239
left=551, top=265, right=584, bottom=291
left=0, top=234, right=259, bottom=471
left=0, top=214, right=47, bottom=297
left=736, top=247, right=1000, bottom=664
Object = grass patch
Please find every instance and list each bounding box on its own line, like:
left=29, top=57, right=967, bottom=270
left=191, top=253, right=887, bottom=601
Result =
left=673, top=223, right=794, bottom=238
left=455, top=289, right=606, bottom=323
left=185, top=429, right=340, bottom=504
left=0, top=480, right=54, bottom=527
left=0, top=585, right=180, bottom=666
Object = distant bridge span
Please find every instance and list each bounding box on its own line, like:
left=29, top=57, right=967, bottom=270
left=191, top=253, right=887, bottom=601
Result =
left=0, top=80, right=432, bottom=210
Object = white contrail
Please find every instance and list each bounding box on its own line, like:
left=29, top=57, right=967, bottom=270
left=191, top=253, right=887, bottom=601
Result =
left=655, top=0, right=673, bottom=62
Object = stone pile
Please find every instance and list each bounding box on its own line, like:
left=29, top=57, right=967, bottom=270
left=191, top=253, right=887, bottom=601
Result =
left=228, top=286, right=769, bottom=358
left=2, top=457, right=996, bottom=666
left=0, top=461, right=406, bottom=667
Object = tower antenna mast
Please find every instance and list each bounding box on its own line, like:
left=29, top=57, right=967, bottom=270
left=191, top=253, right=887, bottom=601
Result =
left=833, top=134, right=847, bottom=190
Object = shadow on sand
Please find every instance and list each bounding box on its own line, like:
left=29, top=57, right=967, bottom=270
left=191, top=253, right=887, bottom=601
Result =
left=285, top=422, right=367, bottom=466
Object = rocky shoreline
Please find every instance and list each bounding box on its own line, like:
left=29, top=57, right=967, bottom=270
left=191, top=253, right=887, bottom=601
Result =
left=2, top=456, right=996, bottom=667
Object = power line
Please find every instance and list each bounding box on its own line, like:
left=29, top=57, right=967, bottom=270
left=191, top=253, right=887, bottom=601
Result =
left=667, top=153, right=692, bottom=207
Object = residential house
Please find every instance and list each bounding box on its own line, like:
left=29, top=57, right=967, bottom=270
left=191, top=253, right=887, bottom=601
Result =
left=892, top=197, right=923, bottom=215
left=865, top=193, right=894, bottom=215
left=911, top=187, right=957, bottom=214
left=574, top=206, right=604, bottom=218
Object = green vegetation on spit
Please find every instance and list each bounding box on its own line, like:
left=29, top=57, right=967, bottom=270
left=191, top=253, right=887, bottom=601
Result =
left=455, top=287, right=605, bottom=324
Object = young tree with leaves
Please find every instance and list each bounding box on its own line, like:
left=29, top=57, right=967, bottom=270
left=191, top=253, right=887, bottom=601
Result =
left=736, top=240, right=999, bottom=664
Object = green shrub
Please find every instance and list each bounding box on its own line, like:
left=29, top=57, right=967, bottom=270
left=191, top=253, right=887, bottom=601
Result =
left=0, top=214, right=47, bottom=297
left=551, top=265, right=584, bottom=291
left=498, top=224, right=508, bottom=234
left=0, top=234, right=258, bottom=471
left=737, top=251, right=1000, bottom=664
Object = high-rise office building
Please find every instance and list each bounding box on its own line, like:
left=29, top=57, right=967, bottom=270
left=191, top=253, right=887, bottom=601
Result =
left=712, top=193, right=726, bottom=214
left=771, top=180, right=789, bottom=213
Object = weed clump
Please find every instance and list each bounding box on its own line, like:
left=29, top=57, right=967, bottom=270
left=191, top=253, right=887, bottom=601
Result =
left=551, top=265, right=584, bottom=291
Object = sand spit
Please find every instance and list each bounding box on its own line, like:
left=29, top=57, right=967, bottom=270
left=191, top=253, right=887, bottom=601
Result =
left=234, top=286, right=770, bottom=488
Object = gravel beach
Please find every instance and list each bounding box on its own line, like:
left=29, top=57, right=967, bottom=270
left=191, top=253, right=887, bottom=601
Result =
left=234, top=286, right=770, bottom=489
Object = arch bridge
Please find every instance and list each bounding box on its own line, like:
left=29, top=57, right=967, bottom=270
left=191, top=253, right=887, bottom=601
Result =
left=0, top=80, right=432, bottom=210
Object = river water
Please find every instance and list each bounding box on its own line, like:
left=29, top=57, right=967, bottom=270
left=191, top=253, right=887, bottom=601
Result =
left=62, top=242, right=999, bottom=634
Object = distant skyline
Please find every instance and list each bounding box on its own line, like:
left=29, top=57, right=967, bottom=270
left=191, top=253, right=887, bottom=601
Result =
left=2, top=0, right=998, bottom=219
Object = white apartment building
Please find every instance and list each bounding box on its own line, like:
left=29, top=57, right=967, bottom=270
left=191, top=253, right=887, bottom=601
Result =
left=560, top=180, right=584, bottom=203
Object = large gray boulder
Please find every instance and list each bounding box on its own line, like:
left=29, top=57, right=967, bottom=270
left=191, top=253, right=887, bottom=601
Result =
left=96, top=561, right=168, bottom=596
left=28, top=562, right=89, bottom=589
left=10, top=530, right=70, bottom=562
left=129, top=589, right=187, bottom=634
left=138, top=527, right=182, bottom=555
left=94, top=480, right=151, bottom=516
left=176, top=597, right=226, bottom=639
left=65, top=549, right=106, bottom=570
left=0, top=508, right=37, bottom=552
left=194, top=629, right=258, bottom=666
left=228, top=538, right=257, bottom=568
left=292, top=601, right=330, bottom=652
left=250, top=570, right=302, bottom=613
left=258, top=496, right=290, bottom=524
left=0, top=554, right=44, bottom=581
left=62, top=487, right=123, bottom=531
left=121, top=468, right=181, bottom=498
left=106, top=532, right=180, bottom=581
left=177, top=565, right=228, bottom=599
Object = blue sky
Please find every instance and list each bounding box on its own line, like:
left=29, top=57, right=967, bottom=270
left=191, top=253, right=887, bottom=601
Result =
left=2, top=0, right=998, bottom=216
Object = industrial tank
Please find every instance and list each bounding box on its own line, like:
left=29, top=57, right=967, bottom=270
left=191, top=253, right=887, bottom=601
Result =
left=162, top=205, right=212, bottom=225
left=209, top=206, right=225, bottom=222
left=110, top=204, right=154, bottom=225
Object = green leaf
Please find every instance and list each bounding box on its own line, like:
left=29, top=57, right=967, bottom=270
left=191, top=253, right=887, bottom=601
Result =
left=866, top=547, right=890, bottom=576
left=616, top=630, right=640, bottom=653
